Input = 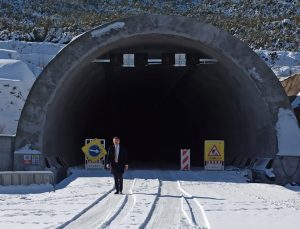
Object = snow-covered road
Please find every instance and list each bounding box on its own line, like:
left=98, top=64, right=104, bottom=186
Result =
left=0, top=169, right=300, bottom=229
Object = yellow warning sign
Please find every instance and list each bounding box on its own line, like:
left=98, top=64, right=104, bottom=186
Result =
left=81, top=138, right=107, bottom=162
left=204, top=140, right=224, bottom=161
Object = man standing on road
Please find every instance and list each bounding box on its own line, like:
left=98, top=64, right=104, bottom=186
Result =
left=107, top=136, right=128, bottom=194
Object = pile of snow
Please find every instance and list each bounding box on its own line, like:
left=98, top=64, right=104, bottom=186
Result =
left=0, top=41, right=64, bottom=134
left=0, top=59, right=35, bottom=134
left=0, top=59, right=35, bottom=88
left=0, top=49, right=18, bottom=59
left=0, top=40, right=64, bottom=76
left=0, top=41, right=65, bottom=135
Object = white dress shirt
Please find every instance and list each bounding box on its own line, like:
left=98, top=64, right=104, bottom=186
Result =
left=115, top=144, right=119, bottom=163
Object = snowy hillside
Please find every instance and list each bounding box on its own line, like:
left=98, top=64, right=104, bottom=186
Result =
left=0, top=0, right=299, bottom=51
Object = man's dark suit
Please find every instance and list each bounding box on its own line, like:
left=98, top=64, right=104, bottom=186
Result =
left=107, top=145, right=128, bottom=193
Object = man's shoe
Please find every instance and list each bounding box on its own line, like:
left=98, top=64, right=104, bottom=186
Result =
left=114, top=191, right=119, bottom=194
left=120, top=191, right=122, bottom=194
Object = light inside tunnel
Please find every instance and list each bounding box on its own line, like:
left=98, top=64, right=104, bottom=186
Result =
left=93, top=53, right=218, bottom=67
left=41, top=39, right=276, bottom=170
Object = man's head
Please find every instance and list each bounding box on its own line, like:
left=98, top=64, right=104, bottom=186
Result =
left=113, top=136, right=120, bottom=145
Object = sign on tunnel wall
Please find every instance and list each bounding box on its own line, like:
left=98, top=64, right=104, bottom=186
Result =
left=204, top=140, right=224, bottom=170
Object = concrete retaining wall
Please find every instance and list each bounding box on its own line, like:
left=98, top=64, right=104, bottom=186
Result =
left=0, top=171, right=54, bottom=186
left=0, top=134, right=15, bottom=171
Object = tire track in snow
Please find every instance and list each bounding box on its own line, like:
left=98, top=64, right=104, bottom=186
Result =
left=108, top=170, right=160, bottom=229
left=62, top=176, right=135, bottom=229
left=59, top=170, right=209, bottom=229
left=58, top=186, right=115, bottom=228
left=177, top=180, right=211, bottom=229
left=139, top=179, right=161, bottom=229
left=99, top=178, right=136, bottom=228
left=145, top=175, right=191, bottom=229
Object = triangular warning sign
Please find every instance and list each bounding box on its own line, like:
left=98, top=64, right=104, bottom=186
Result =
left=208, top=145, right=221, bottom=156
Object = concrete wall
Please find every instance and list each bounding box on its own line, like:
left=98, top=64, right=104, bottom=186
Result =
left=0, top=171, right=54, bottom=185
left=0, top=134, right=15, bottom=171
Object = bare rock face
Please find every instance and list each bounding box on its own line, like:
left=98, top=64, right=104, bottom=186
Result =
left=0, top=0, right=299, bottom=51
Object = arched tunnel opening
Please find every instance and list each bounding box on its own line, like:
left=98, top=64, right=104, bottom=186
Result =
left=14, top=15, right=300, bottom=184
left=42, top=39, right=275, bottom=169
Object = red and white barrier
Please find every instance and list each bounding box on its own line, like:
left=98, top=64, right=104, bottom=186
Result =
left=181, top=149, right=190, bottom=170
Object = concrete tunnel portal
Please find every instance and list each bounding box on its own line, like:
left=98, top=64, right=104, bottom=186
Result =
left=14, top=15, right=292, bottom=171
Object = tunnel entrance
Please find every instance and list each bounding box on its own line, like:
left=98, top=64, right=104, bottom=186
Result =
left=101, top=65, right=196, bottom=168
left=81, top=63, right=207, bottom=168
left=15, top=15, right=289, bottom=173
left=56, top=61, right=221, bottom=168
left=48, top=48, right=269, bottom=169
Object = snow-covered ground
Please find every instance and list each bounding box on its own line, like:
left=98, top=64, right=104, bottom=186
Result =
left=0, top=169, right=299, bottom=229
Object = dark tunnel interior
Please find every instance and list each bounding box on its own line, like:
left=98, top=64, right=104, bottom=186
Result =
left=43, top=44, right=275, bottom=169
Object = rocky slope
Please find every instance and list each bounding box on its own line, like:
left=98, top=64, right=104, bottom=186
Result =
left=0, top=0, right=299, bottom=51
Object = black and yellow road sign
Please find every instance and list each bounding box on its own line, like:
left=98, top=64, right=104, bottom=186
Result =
left=81, top=138, right=107, bottom=162
left=204, top=140, right=225, bottom=170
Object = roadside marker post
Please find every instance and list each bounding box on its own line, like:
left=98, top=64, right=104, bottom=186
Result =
left=181, top=149, right=191, bottom=171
